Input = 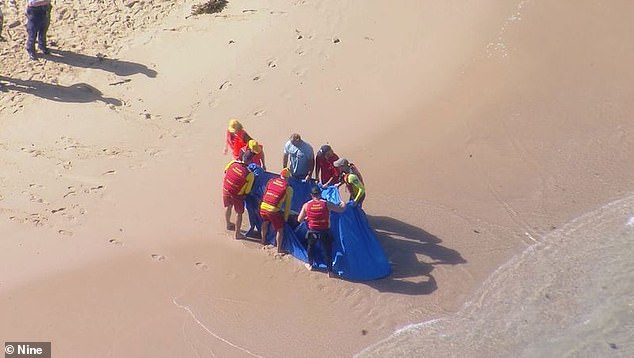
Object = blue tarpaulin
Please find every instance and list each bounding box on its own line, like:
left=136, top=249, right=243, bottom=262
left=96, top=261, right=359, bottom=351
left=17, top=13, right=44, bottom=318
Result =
left=244, top=167, right=391, bottom=281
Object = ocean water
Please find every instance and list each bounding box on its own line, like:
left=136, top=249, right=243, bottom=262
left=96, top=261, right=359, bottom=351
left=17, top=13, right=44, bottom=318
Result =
left=357, top=195, right=634, bottom=358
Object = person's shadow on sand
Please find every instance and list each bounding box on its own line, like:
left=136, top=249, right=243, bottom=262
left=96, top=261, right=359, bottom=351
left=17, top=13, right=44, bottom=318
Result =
left=45, top=49, right=157, bottom=78
left=0, top=76, right=122, bottom=106
left=362, top=215, right=467, bottom=295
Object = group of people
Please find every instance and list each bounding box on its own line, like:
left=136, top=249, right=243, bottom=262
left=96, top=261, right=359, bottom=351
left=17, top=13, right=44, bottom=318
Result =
left=221, top=119, right=366, bottom=276
left=1, top=0, right=52, bottom=60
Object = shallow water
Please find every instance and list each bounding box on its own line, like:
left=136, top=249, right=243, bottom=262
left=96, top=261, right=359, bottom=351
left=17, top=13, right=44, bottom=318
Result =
left=357, top=195, right=634, bottom=358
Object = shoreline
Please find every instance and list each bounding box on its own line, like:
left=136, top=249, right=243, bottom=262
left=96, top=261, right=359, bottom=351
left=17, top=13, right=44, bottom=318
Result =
left=2, top=1, right=634, bottom=356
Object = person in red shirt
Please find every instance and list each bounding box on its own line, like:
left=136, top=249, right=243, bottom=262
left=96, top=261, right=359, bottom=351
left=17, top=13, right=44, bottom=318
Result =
left=223, top=119, right=252, bottom=160
left=222, top=152, right=255, bottom=239
left=259, top=168, right=294, bottom=254
left=239, top=139, right=266, bottom=170
left=298, top=186, right=345, bottom=277
left=314, top=144, right=340, bottom=186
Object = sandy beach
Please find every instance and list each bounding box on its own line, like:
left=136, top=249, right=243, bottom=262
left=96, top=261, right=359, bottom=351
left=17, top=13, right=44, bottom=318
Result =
left=1, top=0, right=634, bottom=357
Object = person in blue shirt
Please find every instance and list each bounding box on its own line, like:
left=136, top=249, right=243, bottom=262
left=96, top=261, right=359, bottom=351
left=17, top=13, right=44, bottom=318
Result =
left=282, top=133, right=314, bottom=180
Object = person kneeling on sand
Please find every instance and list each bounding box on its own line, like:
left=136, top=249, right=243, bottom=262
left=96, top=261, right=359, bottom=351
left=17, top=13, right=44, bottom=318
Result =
left=222, top=151, right=255, bottom=239
left=298, top=186, right=345, bottom=277
left=259, top=168, right=294, bottom=254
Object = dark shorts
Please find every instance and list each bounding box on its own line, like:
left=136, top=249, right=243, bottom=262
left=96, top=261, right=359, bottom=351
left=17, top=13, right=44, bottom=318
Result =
left=223, top=191, right=245, bottom=214
left=260, top=209, right=284, bottom=230
left=306, top=229, right=332, bottom=241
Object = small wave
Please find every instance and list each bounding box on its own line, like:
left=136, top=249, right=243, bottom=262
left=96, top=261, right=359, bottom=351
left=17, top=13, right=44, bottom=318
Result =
left=357, top=193, right=634, bottom=358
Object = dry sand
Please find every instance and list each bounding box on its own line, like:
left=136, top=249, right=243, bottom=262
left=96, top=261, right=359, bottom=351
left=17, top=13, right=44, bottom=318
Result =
left=1, top=0, right=633, bottom=357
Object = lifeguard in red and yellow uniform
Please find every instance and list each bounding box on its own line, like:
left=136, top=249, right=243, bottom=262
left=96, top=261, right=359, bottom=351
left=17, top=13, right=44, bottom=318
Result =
left=223, top=119, right=253, bottom=160
left=259, top=168, right=294, bottom=253
left=223, top=152, right=255, bottom=239
left=297, top=186, right=345, bottom=277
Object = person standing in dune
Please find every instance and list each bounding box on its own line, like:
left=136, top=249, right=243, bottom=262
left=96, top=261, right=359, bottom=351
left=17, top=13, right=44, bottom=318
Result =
left=223, top=119, right=253, bottom=160
left=314, top=144, right=340, bottom=186
left=283, top=133, right=314, bottom=180
left=25, top=0, right=52, bottom=60
left=223, top=151, right=255, bottom=239
left=259, top=168, right=293, bottom=254
left=297, top=186, right=345, bottom=277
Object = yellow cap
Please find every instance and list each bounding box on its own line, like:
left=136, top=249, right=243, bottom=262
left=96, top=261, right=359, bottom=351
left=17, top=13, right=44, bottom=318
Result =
left=228, top=119, right=242, bottom=133
left=248, top=139, right=262, bottom=154
left=280, top=167, right=291, bottom=178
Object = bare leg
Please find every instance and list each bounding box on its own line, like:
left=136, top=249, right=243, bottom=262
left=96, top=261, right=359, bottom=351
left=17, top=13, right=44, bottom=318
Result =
left=260, top=221, right=269, bottom=245
left=235, top=213, right=245, bottom=239
left=225, top=206, right=234, bottom=230
left=276, top=227, right=285, bottom=253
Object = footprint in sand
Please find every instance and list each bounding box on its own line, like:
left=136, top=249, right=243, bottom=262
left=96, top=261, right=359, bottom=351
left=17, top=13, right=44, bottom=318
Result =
left=175, top=115, right=194, bottom=124
left=267, top=59, right=277, bottom=68
left=108, top=238, right=123, bottom=246
left=24, top=192, right=46, bottom=204
left=26, top=214, right=47, bottom=227
left=101, top=148, right=124, bottom=157
left=63, top=188, right=77, bottom=198
left=253, top=110, right=265, bottom=117
left=145, top=148, right=162, bottom=157
left=253, top=75, right=261, bottom=81
left=151, top=254, right=166, bottom=262
left=219, top=81, right=232, bottom=90
left=195, top=262, right=209, bottom=271
left=128, top=163, right=147, bottom=170
left=58, top=229, right=73, bottom=236
left=51, top=207, right=66, bottom=214
left=55, top=161, right=72, bottom=170
left=89, top=185, right=105, bottom=193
